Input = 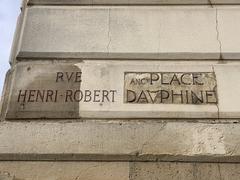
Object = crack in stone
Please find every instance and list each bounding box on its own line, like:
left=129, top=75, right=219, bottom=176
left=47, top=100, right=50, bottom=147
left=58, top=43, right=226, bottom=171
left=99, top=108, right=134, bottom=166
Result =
left=215, top=8, right=223, bottom=60
left=107, top=8, right=111, bottom=53
left=217, top=164, right=223, bottom=180
left=212, top=66, right=220, bottom=119
left=208, top=0, right=213, bottom=8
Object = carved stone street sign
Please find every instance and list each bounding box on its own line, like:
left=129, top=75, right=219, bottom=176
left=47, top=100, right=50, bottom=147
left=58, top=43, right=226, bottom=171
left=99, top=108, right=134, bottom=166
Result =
left=5, top=62, right=219, bottom=120
left=124, top=72, right=217, bottom=104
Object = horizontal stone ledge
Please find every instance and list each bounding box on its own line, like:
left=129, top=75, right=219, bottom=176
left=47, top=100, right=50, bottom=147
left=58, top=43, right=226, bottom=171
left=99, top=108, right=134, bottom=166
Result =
left=0, top=153, right=240, bottom=162
left=17, top=52, right=222, bottom=60
left=0, top=121, right=240, bottom=162
left=27, top=0, right=240, bottom=5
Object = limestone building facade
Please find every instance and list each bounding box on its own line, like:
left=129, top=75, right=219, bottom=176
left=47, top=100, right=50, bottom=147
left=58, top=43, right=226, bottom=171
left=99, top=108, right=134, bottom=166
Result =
left=1, top=0, right=240, bottom=179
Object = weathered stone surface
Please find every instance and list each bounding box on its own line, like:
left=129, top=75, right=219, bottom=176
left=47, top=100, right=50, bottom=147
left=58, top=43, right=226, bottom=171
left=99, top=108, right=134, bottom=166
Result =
left=6, top=63, right=82, bottom=119
left=0, top=70, right=13, bottom=121
left=217, top=6, right=240, bottom=59
left=5, top=60, right=240, bottom=120
left=27, top=0, right=240, bottom=5
left=130, top=162, right=240, bottom=180
left=0, top=162, right=129, bottom=180
left=0, top=161, right=240, bottom=180
left=6, top=61, right=221, bottom=119
left=2, top=0, right=240, bottom=178
left=125, top=72, right=217, bottom=104
left=0, top=171, right=14, bottom=180
left=18, top=6, right=221, bottom=60
left=214, top=64, right=240, bottom=118
left=0, top=121, right=240, bottom=162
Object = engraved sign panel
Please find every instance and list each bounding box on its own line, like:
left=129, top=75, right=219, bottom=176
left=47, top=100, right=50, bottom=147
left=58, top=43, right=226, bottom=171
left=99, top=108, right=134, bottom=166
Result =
left=6, top=63, right=118, bottom=120
left=6, top=64, right=82, bottom=119
left=124, top=72, right=218, bottom=104
left=6, top=62, right=219, bottom=120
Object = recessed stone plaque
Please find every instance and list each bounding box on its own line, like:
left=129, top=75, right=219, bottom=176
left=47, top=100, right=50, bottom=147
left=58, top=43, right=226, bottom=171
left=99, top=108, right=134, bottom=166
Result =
left=6, top=64, right=82, bottom=119
left=124, top=72, right=217, bottom=104
left=6, top=63, right=119, bottom=119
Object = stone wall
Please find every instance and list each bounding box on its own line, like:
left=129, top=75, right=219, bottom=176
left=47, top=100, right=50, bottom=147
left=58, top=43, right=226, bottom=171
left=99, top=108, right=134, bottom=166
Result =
left=1, top=0, right=240, bottom=179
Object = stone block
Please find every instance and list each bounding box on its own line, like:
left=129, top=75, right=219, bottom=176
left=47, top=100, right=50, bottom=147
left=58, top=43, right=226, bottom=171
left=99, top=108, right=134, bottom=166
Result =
left=0, top=121, right=239, bottom=162
left=217, top=6, right=240, bottom=59
left=6, top=63, right=82, bottom=119
left=0, top=162, right=129, bottom=180
left=130, top=162, right=240, bottom=180
left=18, top=6, right=220, bottom=60
left=0, top=161, right=240, bottom=180
left=0, top=172, right=14, bottom=180
left=214, top=64, right=240, bottom=118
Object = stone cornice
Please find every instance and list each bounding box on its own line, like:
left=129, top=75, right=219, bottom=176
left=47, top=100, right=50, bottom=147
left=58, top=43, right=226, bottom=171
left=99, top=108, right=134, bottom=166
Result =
left=27, top=0, right=240, bottom=6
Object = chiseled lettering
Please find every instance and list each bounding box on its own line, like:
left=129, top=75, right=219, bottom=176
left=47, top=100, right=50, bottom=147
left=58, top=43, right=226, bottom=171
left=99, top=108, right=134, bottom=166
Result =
left=125, top=72, right=217, bottom=105
left=36, top=90, right=45, bottom=102
left=65, top=72, right=73, bottom=82
left=127, top=90, right=136, bottom=103
left=185, top=90, right=189, bottom=104
left=84, top=90, right=92, bottom=102
left=193, top=73, right=204, bottom=85
left=63, top=89, right=117, bottom=103
left=191, top=91, right=204, bottom=104
left=56, top=71, right=82, bottom=83
left=146, top=90, right=156, bottom=103
left=75, top=72, right=82, bottom=83
left=17, top=90, right=27, bottom=102
left=65, top=90, right=73, bottom=102
left=180, top=73, right=191, bottom=85
left=110, top=90, right=117, bottom=102
left=161, top=73, right=170, bottom=85
left=150, top=73, right=159, bottom=85
left=137, top=90, right=148, bottom=103
left=171, top=90, right=183, bottom=103
left=93, top=90, right=101, bottom=102
left=28, top=90, right=36, bottom=102
left=161, top=90, right=169, bottom=103
left=170, top=74, right=181, bottom=85
left=18, top=89, right=58, bottom=103
left=46, top=90, right=55, bottom=102
left=102, top=90, right=110, bottom=102
left=56, top=72, right=64, bottom=82
left=206, top=90, right=217, bottom=103
left=73, top=90, right=83, bottom=102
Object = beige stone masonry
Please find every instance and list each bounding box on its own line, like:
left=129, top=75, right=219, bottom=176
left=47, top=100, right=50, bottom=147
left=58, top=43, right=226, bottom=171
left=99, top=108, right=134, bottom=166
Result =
left=17, top=6, right=240, bottom=60
left=3, top=61, right=218, bottom=119
left=0, top=161, right=240, bottom=180
left=0, top=121, right=239, bottom=162
left=130, top=162, right=240, bottom=180
left=0, top=162, right=129, bottom=180
left=1, top=0, right=240, bottom=178
left=4, top=60, right=240, bottom=120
